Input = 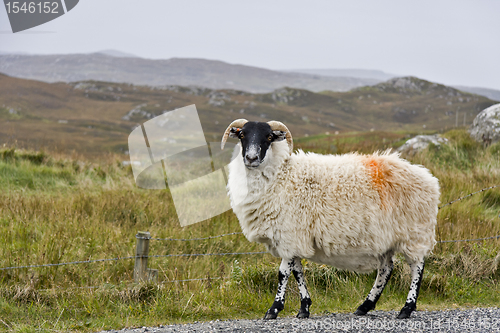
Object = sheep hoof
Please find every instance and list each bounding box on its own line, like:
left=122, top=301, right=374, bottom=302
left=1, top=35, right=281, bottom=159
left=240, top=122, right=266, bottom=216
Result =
left=264, top=301, right=283, bottom=320
left=354, top=300, right=375, bottom=316
left=263, top=310, right=278, bottom=320
left=296, top=310, right=309, bottom=319
left=296, top=298, right=311, bottom=318
left=396, top=305, right=415, bottom=319
left=354, top=308, right=368, bottom=316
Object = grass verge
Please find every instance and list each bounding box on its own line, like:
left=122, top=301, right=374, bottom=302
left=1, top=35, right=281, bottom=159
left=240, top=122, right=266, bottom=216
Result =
left=0, top=129, right=499, bottom=332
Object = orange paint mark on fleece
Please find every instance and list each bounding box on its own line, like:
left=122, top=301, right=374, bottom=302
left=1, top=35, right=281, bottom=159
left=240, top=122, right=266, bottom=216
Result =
left=363, top=156, right=391, bottom=209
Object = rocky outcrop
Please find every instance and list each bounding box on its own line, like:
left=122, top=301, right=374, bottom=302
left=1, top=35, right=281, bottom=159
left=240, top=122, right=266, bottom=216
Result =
left=372, top=76, right=467, bottom=98
left=397, top=134, right=448, bottom=154
left=469, top=103, right=500, bottom=145
left=271, top=87, right=308, bottom=104
left=208, top=91, right=232, bottom=106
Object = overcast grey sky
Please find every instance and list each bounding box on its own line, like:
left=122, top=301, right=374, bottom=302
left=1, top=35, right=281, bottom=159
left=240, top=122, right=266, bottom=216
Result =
left=1, top=0, right=499, bottom=90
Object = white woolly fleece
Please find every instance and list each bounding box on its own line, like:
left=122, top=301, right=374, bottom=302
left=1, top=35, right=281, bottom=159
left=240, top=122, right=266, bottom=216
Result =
left=227, top=141, right=440, bottom=273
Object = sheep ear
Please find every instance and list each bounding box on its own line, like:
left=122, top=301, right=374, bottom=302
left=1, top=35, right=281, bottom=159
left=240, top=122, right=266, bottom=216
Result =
left=229, top=127, right=241, bottom=139
left=272, top=130, right=286, bottom=142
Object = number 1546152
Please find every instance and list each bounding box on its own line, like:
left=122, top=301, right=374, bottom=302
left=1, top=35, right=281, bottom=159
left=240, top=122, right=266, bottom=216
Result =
left=5, top=2, right=59, bottom=14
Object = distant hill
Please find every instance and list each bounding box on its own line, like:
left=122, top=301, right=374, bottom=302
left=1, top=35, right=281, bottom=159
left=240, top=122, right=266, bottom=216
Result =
left=0, top=53, right=379, bottom=93
left=96, top=49, right=138, bottom=58
left=283, top=68, right=396, bottom=81
left=1, top=52, right=498, bottom=100
left=453, top=86, right=500, bottom=102
left=289, top=69, right=500, bottom=102
left=0, top=73, right=496, bottom=156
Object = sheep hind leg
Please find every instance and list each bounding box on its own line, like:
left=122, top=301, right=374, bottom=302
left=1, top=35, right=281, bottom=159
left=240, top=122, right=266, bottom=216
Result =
left=354, top=252, right=394, bottom=316
left=397, top=259, right=425, bottom=319
left=292, top=258, right=312, bottom=319
left=264, top=258, right=294, bottom=320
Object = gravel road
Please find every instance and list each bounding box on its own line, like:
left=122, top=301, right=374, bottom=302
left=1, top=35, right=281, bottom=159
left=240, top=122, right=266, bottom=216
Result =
left=99, top=308, right=500, bottom=333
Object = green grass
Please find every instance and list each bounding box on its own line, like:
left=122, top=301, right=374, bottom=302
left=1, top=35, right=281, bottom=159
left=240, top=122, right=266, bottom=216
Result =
left=0, top=130, right=500, bottom=332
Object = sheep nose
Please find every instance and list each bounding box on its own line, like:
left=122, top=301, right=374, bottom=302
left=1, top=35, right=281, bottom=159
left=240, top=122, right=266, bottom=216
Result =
left=246, top=155, right=258, bottom=163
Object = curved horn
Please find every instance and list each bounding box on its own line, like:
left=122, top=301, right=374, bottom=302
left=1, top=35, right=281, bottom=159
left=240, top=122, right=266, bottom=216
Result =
left=221, top=119, right=248, bottom=150
left=268, top=121, right=293, bottom=155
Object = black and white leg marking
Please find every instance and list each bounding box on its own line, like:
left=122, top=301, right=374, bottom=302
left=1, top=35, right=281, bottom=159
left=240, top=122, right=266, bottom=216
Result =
left=291, top=258, right=312, bottom=319
left=264, top=258, right=293, bottom=320
left=355, top=253, right=394, bottom=316
left=397, top=260, right=425, bottom=319
left=264, top=258, right=312, bottom=320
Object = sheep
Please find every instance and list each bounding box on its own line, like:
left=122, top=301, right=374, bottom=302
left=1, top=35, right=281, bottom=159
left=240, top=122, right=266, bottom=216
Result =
left=220, top=119, right=440, bottom=320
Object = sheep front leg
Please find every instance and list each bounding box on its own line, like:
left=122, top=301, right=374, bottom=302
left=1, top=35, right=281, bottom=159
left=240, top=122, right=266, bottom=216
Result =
left=397, top=260, right=425, bottom=319
left=355, top=253, right=394, bottom=316
left=292, top=258, right=312, bottom=318
left=264, top=258, right=293, bottom=320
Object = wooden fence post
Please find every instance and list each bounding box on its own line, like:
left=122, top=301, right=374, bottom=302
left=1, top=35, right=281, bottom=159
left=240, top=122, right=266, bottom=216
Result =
left=134, top=231, right=159, bottom=283
left=134, top=231, right=150, bottom=283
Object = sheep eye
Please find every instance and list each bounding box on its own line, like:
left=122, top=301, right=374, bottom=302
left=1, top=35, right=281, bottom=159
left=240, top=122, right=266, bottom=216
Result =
left=268, top=135, right=273, bottom=141
left=240, top=132, right=244, bottom=139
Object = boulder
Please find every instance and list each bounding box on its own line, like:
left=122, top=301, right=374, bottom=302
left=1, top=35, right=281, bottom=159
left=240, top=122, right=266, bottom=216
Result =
left=469, top=103, right=500, bottom=145
left=397, top=134, right=448, bottom=154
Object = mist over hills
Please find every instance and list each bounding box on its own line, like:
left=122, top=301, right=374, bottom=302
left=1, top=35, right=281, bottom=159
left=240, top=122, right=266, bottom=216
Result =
left=1, top=51, right=498, bottom=101
left=452, top=86, right=500, bottom=102
left=0, top=53, right=380, bottom=93
left=0, top=72, right=496, bottom=156
left=96, top=50, right=138, bottom=58
left=283, top=68, right=397, bottom=81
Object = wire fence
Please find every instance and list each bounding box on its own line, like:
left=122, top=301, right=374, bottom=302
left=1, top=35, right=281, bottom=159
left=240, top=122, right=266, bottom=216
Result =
left=138, top=232, right=243, bottom=241
left=161, top=277, right=221, bottom=284
left=1, top=185, right=499, bottom=283
left=0, top=256, right=138, bottom=271
left=438, top=184, right=500, bottom=210
left=0, top=252, right=267, bottom=271
left=437, top=234, right=500, bottom=244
